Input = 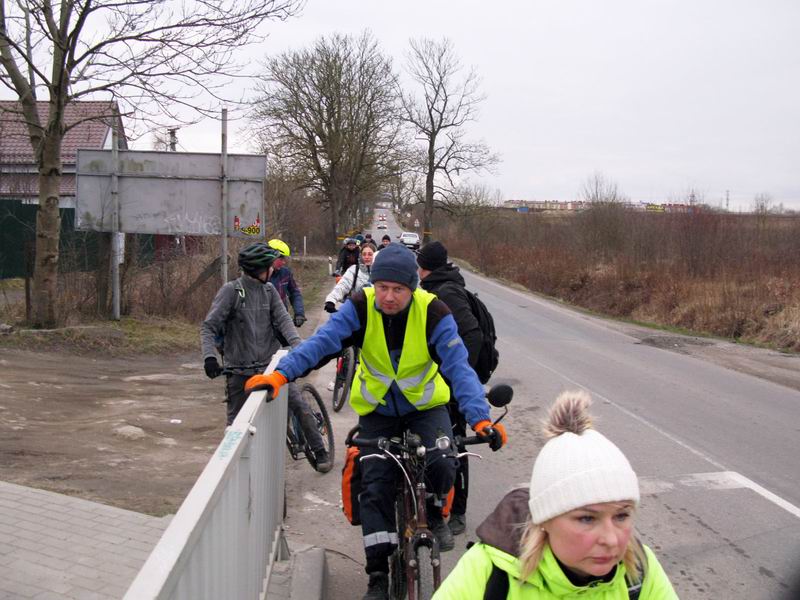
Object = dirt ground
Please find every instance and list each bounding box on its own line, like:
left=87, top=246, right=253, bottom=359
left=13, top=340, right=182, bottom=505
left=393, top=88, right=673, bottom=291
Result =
left=1, top=266, right=799, bottom=521
left=0, top=348, right=225, bottom=516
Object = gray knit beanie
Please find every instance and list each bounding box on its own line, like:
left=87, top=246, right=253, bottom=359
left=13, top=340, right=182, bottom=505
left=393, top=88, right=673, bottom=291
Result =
left=370, top=243, right=418, bottom=290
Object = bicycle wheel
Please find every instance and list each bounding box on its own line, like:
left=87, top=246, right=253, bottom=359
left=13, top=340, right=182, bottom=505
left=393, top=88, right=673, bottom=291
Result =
left=332, top=346, right=356, bottom=412
left=301, top=383, right=334, bottom=471
left=415, top=546, right=435, bottom=600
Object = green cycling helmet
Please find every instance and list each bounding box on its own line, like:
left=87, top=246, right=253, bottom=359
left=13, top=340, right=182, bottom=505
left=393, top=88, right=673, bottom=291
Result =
left=238, top=242, right=280, bottom=274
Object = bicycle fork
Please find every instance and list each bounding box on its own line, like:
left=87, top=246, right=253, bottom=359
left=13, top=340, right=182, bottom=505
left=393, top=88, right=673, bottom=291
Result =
left=407, top=482, right=441, bottom=587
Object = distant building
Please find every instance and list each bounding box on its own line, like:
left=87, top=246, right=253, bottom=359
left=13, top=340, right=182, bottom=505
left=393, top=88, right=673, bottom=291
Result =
left=0, top=100, right=127, bottom=208
left=0, top=101, right=128, bottom=279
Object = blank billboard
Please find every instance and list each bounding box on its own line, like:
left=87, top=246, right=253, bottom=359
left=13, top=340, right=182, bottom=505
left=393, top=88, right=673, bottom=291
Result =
left=75, top=150, right=265, bottom=237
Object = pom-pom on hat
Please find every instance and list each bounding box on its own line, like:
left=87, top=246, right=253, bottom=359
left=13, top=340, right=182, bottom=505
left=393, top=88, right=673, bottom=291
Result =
left=528, top=390, right=640, bottom=524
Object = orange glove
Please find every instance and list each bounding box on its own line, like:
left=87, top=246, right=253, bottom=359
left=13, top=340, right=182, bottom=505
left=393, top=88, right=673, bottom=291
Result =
left=245, top=371, right=288, bottom=400
left=473, top=420, right=508, bottom=451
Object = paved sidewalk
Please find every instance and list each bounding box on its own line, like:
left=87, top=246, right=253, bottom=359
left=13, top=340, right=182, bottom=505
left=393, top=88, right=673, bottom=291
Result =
left=0, top=480, right=169, bottom=600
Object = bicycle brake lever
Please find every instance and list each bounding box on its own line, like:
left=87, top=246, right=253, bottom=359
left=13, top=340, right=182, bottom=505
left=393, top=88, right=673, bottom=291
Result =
left=456, top=452, right=483, bottom=460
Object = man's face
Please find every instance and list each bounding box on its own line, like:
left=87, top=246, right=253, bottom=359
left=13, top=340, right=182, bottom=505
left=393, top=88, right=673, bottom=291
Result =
left=273, top=257, right=286, bottom=270
left=417, top=266, right=431, bottom=280
left=347, top=243, right=357, bottom=251
left=381, top=239, right=390, bottom=247
left=373, top=281, right=413, bottom=315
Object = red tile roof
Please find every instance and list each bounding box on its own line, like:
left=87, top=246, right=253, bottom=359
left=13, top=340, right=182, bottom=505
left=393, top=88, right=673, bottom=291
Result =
left=0, top=100, right=116, bottom=164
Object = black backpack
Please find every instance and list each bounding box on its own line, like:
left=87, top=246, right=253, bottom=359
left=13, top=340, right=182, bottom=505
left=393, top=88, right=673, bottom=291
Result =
left=462, top=288, right=499, bottom=384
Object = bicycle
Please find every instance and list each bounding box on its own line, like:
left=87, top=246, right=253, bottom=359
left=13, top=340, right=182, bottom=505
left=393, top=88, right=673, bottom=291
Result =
left=286, top=382, right=335, bottom=473
left=332, top=346, right=358, bottom=412
left=346, top=384, right=513, bottom=600
left=223, top=367, right=334, bottom=473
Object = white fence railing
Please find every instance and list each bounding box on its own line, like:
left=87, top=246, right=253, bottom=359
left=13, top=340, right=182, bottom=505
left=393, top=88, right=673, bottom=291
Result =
left=124, top=352, right=288, bottom=600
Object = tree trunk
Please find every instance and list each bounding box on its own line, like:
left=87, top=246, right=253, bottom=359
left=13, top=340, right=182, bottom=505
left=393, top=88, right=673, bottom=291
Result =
left=31, top=134, right=63, bottom=328
left=423, top=169, right=435, bottom=243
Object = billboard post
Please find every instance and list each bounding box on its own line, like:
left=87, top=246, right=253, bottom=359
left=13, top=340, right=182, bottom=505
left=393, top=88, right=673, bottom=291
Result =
left=221, top=108, right=229, bottom=284
left=111, top=121, right=120, bottom=321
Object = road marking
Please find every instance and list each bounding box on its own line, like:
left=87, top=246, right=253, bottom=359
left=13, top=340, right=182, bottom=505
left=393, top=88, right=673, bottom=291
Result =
left=499, top=326, right=800, bottom=520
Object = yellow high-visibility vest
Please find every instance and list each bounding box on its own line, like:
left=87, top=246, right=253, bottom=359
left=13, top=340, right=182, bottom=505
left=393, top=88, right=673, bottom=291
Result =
left=349, top=287, right=450, bottom=415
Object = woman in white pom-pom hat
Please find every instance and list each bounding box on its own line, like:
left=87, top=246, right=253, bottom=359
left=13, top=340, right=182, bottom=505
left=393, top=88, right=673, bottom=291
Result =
left=433, top=390, right=678, bottom=599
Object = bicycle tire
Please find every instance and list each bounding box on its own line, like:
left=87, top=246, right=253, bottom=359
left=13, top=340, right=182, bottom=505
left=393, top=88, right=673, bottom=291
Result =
left=286, top=414, right=303, bottom=461
left=415, top=546, right=435, bottom=600
left=390, top=499, right=408, bottom=600
left=332, top=346, right=356, bottom=412
left=301, top=383, right=334, bottom=471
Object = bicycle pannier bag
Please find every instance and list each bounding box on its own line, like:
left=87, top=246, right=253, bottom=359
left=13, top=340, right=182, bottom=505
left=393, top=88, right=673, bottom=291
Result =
left=341, top=446, right=363, bottom=525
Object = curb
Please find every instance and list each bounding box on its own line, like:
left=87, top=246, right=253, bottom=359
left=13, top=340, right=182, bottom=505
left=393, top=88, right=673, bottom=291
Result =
left=290, top=545, right=327, bottom=600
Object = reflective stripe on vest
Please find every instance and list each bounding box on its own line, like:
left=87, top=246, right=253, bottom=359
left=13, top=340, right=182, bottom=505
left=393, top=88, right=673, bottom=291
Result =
left=349, top=287, right=450, bottom=415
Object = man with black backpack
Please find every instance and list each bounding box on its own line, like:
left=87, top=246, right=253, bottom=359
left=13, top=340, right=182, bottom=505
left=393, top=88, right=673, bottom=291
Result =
left=417, top=241, right=500, bottom=536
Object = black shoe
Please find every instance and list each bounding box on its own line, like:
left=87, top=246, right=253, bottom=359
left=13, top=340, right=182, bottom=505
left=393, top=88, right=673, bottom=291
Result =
left=362, top=571, right=389, bottom=600
left=448, top=513, right=466, bottom=536
left=429, top=515, right=454, bottom=552
left=314, top=449, right=333, bottom=473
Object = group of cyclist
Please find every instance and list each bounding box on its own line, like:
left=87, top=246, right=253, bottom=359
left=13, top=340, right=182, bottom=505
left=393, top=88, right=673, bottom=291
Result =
left=200, top=226, right=678, bottom=599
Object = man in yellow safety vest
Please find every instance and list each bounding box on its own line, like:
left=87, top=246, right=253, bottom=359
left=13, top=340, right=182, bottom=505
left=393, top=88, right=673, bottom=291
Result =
left=246, top=243, right=507, bottom=600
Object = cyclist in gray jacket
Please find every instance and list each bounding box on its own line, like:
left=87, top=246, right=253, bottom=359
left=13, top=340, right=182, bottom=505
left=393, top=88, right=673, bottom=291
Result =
left=200, top=242, right=332, bottom=472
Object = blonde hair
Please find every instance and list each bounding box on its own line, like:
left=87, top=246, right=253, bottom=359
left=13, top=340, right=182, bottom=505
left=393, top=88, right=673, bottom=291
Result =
left=517, top=518, right=647, bottom=583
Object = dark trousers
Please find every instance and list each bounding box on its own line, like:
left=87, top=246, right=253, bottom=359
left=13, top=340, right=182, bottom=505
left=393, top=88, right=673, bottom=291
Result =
left=358, top=405, right=457, bottom=574
left=225, top=376, right=324, bottom=452
left=447, top=401, right=469, bottom=516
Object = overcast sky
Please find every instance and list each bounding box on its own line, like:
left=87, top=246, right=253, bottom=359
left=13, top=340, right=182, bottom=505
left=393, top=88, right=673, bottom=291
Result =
left=160, top=1, right=800, bottom=211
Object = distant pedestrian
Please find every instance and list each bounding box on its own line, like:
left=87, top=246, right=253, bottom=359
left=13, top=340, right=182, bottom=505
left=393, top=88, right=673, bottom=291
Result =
left=336, top=238, right=360, bottom=275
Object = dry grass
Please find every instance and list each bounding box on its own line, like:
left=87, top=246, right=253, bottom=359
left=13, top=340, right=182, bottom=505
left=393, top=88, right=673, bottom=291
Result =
left=440, top=209, right=800, bottom=352
left=0, top=254, right=332, bottom=355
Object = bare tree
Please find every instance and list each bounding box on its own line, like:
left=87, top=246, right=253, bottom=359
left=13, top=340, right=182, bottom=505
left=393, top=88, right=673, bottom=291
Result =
left=579, top=172, right=627, bottom=204
left=753, top=192, right=773, bottom=215
left=0, top=0, right=302, bottom=327
left=250, top=32, right=403, bottom=245
left=437, top=181, right=501, bottom=219
left=400, top=37, right=498, bottom=242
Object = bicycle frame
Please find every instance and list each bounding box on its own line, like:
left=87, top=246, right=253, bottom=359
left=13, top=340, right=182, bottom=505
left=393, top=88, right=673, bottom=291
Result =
left=359, top=431, right=445, bottom=599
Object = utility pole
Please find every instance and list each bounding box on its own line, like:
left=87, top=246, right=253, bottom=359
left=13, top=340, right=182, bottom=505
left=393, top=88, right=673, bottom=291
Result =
left=220, top=109, right=229, bottom=284
left=725, top=190, right=730, bottom=212
left=168, top=128, right=177, bottom=152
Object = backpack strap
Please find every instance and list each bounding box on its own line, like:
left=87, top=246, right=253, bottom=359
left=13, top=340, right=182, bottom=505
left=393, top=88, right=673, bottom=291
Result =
left=347, top=262, right=360, bottom=298
left=483, top=564, right=509, bottom=600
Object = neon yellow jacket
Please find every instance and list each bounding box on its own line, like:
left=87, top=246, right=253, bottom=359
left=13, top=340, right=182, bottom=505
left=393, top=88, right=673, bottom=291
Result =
left=433, top=542, right=678, bottom=600
left=349, top=287, right=451, bottom=415
left=433, top=488, right=678, bottom=600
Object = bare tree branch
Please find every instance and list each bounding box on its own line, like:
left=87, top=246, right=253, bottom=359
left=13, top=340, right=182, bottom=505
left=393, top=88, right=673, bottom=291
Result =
left=400, top=37, right=499, bottom=241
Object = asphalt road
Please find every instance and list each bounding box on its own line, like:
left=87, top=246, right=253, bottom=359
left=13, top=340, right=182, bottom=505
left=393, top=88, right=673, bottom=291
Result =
left=288, top=210, right=800, bottom=600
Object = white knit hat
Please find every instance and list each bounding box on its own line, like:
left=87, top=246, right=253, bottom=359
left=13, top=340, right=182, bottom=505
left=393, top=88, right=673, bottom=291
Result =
left=528, top=392, right=640, bottom=525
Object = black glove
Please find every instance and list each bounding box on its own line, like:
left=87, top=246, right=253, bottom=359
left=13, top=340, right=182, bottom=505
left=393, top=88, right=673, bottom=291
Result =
left=204, top=357, right=222, bottom=379
left=293, top=314, right=307, bottom=328
left=324, top=301, right=337, bottom=314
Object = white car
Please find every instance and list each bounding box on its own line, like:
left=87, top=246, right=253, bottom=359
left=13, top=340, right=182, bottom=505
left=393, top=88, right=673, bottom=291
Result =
left=398, top=232, right=420, bottom=250
left=377, top=223, right=387, bottom=229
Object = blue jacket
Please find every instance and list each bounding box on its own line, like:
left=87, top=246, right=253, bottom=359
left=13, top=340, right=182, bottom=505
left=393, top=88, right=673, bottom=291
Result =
left=276, top=294, right=490, bottom=427
left=269, top=267, right=305, bottom=317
